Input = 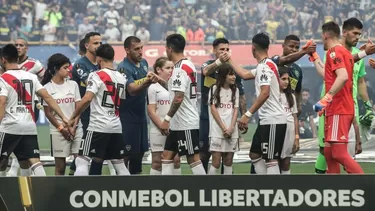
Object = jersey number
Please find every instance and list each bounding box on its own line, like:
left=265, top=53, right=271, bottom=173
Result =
left=190, top=82, right=197, bottom=99
left=13, top=79, right=33, bottom=105
left=101, top=82, right=125, bottom=109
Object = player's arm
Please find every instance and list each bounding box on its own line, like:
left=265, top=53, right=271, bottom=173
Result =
left=292, top=113, right=300, bottom=153
left=71, top=63, right=89, bottom=85
left=43, top=106, right=63, bottom=130
left=308, top=114, right=317, bottom=138
left=202, top=53, right=230, bottom=76
left=166, top=91, right=184, bottom=119
left=274, top=44, right=317, bottom=65
left=327, top=68, right=348, bottom=95
left=229, top=90, right=240, bottom=135
left=235, top=75, right=247, bottom=115
left=353, top=118, right=362, bottom=154
left=312, top=58, right=325, bottom=78
left=0, top=96, right=5, bottom=122
left=34, top=60, right=45, bottom=82
left=228, top=58, right=255, bottom=80
left=37, top=89, right=69, bottom=124
left=353, top=41, right=375, bottom=63
left=122, top=65, right=154, bottom=96
left=147, top=86, right=162, bottom=129
left=70, top=92, right=94, bottom=121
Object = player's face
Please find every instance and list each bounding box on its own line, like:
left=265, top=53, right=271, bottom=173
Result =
left=322, top=33, right=328, bottom=51
left=302, top=91, right=310, bottom=102
left=279, top=73, right=289, bottom=90
left=86, top=35, right=102, bottom=56
left=343, top=27, right=362, bottom=47
left=126, top=42, right=143, bottom=62
left=14, top=39, right=28, bottom=58
left=283, top=40, right=300, bottom=56
left=165, top=46, right=172, bottom=60
left=214, top=43, right=229, bottom=58
left=158, top=60, right=173, bottom=80
left=56, top=63, right=71, bottom=79
left=225, top=72, right=236, bottom=85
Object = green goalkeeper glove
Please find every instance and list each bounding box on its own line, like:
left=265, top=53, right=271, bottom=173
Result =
left=359, top=101, right=374, bottom=127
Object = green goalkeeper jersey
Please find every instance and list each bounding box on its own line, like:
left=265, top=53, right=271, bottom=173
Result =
left=318, top=47, right=366, bottom=144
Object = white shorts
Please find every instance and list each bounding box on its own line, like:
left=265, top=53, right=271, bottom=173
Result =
left=51, top=127, right=83, bottom=158
left=150, top=133, right=166, bottom=152
left=281, top=122, right=295, bottom=159
left=348, top=125, right=356, bottom=158
left=209, top=137, right=238, bottom=152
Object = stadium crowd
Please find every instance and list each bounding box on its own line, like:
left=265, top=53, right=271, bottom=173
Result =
left=0, top=0, right=374, bottom=43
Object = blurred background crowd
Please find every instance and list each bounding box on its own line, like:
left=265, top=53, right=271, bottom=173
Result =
left=0, top=0, right=374, bottom=44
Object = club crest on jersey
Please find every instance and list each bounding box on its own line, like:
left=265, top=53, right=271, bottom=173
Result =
left=329, top=52, right=336, bottom=59
left=126, top=145, right=131, bottom=151
left=87, top=80, right=93, bottom=87
left=77, top=68, right=84, bottom=76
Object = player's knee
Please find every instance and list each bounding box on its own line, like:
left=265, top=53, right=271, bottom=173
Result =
left=319, top=147, right=325, bottom=155
left=28, top=158, right=40, bottom=166
left=223, top=158, right=233, bottom=167
left=279, top=158, right=291, bottom=171
left=200, top=151, right=211, bottom=161
left=152, top=156, right=162, bottom=170
left=173, top=155, right=180, bottom=169
left=162, top=150, right=175, bottom=160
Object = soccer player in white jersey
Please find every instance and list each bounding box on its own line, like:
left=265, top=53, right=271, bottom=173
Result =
left=0, top=44, right=70, bottom=177
left=68, top=44, right=129, bottom=176
left=236, top=33, right=287, bottom=174
left=6, top=38, right=46, bottom=176
left=147, top=57, right=181, bottom=175
left=41, top=53, right=83, bottom=175
left=207, top=64, right=239, bottom=175
left=278, top=67, right=299, bottom=174
left=158, top=34, right=206, bottom=175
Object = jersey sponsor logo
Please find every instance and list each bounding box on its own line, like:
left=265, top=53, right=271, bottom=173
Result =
left=55, top=97, right=75, bottom=104
left=134, top=77, right=147, bottom=85
left=219, top=103, right=234, bottom=109
left=260, top=74, right=268, bottom=82
left=290, top=77, right=298, bottom=90
left=329, top=52, right=336, bottom=59
left=157, top=100, right=170, bottom=105
left=173, top=79, right=182, bottom=87
left=333, top=57, right=342, bottom=65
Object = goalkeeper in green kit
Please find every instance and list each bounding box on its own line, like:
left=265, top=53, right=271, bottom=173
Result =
left=313, top=18, right=375, bottom=174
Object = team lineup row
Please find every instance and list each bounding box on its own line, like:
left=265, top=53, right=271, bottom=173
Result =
left=1, top=17, right=375, bottom=177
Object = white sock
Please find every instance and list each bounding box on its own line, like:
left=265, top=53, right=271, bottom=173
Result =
left=281, top=170, right=291, bottom=174
left=0, top=171, right=6, bottom=177
left=150, top=168, right=161, bottom=175
left=208, top=165, right=219, bottom=175
left=110, top=159, right=130, bottom=175
left=266, top=162, right=280, bottom=174
left=252, top=158, right=267, bottom=174
left=161, top=160, right=174, bottom=175
left=30, top=162, right=46, bottom=176
left=74, top=157, right=90, bottom=176
left=20, top=168, right=31, bottom=176
left=190, top=161, right=206, bottom=175
left=107, top=160, right=117, bottom=176
left=173, top=167, right=181, bottom=175
left=223, top=165, right=233, bottom=175
left=8, top=158, right=20, bottom=176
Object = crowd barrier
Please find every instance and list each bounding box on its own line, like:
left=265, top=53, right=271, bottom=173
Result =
left=0, top=175, right=375, bottom=210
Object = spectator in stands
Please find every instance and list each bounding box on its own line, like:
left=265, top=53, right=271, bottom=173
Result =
left=104, top=22, right=120, bottom=41
left=186, top=24, right=205, bottom=42
left=29, top=19, right=42, bottom=42
left=149, top=16, right=165, bottom=41
left=78, top=17, right=94, bottom=39
left=65, top=17, right=78, bottom=43
left=0, top=16, right=10, bottom=41
left=103, top=4, right=120, bottom=26
left=299, top=88, right=317, bottom=139
left=34, top=0, right=48, bottom=22
left=17, top=17, right=31, bottom=41
left=135, top=26, right=150, bottom=44
left=44, top=4, right=63, bottom=27
left=22, top=7, right=33, bottom=28
left=42, top=22, right=56, bottom=42
left=120, top=18, right=136, bottom=42
left=86, top=0, right=102, bottom=16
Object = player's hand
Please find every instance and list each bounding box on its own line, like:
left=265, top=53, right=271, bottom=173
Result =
left=68, top=125, right=77, bottom=137
left=313, top=93, right=333, bottom=116
left=160, top=120, right=170, bottom=136
left=219, top=52, right=230, bottom=63
left=146, top=72, right=156, bottom=84
left=238, top=115, right=250, bottom=131
left=360, top=39, right=375, bottom=55
left=359, top=110, right=374, bottom=127
left=302, top=40, right=317, bottom=55
left=355, top=141, right=362, bottom=155
left=60, top=127, right=73, bottom=142
left=63, top=118, right=71, bottom=126
left=369, top=58, right=375, bottom=69
left=292, top=138, right=300, bottom=154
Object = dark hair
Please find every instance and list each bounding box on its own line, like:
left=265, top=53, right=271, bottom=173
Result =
left=302, top=88, right=310, bottom=93
left=166, top=34, right=185, bottom=53
left=284, top=34, right=300, bottom=42
left=278, top=66, right=294, bottom=108
left=84, top=32, right=101, bottom=44
left=252, top=32, right=270, bottom=50
left=79, top=38, right=86, bottom=54
left=41, top=53, right=71, bottom=85
left=0, top=44, right=18, bottom=63
left=212, top=38, right=229, bottom=48
left=210, top=63, right=237, bottom=108
left=96, top=44, right=114, bottom=61
left=124, top=36, right=141, bottom=48
left=153, top=57, right=169, bottom=74
left=343, top=18, right=363, bottom=30
left=322, top=21, right=340, bottom=38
